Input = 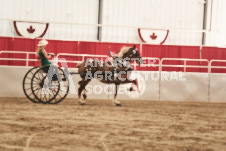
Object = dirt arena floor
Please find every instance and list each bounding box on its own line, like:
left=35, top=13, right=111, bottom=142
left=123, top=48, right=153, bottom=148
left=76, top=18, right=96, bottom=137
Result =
left=0, top=98, right=226, bottom=151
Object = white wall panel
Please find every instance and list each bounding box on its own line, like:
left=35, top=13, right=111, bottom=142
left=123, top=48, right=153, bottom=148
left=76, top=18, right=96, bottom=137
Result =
left=100, top=0, right=204, bottom=45
left=209, top=73, right=226, bottom=102
left=2, top=67, right=226, bottom=103
left=2, top=0, right=225, bottom=46
left=205, top=0, right=226, bottom=46
left=0, top=0, right=99, bottom=41
left=160, top=72, right=209, bottom=102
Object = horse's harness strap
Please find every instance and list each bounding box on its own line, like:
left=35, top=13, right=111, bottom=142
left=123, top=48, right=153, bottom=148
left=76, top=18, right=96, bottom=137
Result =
left=112, top=57, right=133, bottom=74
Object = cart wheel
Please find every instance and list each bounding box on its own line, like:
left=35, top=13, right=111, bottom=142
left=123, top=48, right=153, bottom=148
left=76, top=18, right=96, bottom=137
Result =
left=23, top=66, right=40, bottom=103
left=48, top=67, right=70, bottom=104
left=31, top=66, right=69, bottom=104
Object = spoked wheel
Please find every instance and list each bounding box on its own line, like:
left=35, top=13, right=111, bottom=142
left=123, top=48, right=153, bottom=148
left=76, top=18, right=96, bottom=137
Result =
left=48, top=67, right=70, bottom=104
left=23, top=66, right=41, bottom=103
left=31, top=66, right=69, bottom=104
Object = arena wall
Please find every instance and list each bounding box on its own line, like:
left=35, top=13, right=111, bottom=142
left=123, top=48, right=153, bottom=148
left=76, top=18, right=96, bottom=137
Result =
left=1, top=0, right=226, bottom=46
left=1, top=37, right=226, bottom=73
left=1, top=66, right=225, bottom=103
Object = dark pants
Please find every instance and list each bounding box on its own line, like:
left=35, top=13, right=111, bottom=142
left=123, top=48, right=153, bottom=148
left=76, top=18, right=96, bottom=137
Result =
left=41, top=65, right=59, bottom=81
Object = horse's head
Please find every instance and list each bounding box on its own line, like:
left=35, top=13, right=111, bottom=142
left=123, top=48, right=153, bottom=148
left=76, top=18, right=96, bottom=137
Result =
left=118, top=45, right=143, bottom=65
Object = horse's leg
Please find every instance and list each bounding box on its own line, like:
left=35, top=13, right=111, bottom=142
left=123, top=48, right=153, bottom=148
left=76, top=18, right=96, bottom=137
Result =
left=78, top=79, right=91, bottom=105
left=113, top=84, right=122, bottom=106
left=82, top=89, right=87, bottom=100
left=129, top=79, right=139, bottom=92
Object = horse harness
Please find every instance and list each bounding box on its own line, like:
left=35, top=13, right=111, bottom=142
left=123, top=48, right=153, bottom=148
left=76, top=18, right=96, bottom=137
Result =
left=84, top=53, right=133, bottom=84
left=109, top=51, right=133, bottom=84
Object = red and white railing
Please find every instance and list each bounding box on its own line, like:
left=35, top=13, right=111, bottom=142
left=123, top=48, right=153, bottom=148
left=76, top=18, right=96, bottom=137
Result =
left=1, top=50, right=226, bottom=75
left=0, top=51, right=55, bottom=67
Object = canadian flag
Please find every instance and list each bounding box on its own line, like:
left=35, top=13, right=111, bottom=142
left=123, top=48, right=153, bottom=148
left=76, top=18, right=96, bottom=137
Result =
left=138, top=28, right=169, bottom=45
left=14, top=21, right=49, bottom=39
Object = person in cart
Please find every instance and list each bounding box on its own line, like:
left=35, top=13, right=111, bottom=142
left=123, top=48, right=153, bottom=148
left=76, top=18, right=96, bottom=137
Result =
left=36, top=39, right=66, bottom=83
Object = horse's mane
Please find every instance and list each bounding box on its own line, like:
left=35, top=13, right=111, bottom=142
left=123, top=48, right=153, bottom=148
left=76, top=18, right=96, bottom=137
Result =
left=117, top=46, right=131, bottom=58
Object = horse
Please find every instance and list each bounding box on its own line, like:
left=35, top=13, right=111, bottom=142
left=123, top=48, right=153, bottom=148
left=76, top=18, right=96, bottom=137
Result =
left=76, top=45, right=143, bottom=106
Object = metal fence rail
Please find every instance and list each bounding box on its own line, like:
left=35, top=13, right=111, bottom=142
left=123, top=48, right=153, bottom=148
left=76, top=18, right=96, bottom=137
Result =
left=0, top=51, right=55, bottom=67
left=2, top=50, right=226, bottom=72
left=2, top=50, right=226, bottom=73
left=208, top=60, right=226, bottom=101
left=56, top=53, right=108, bottom=63
left=1, top=50, right=226, bottom=102
left=160, top=58, right=210, bottom=72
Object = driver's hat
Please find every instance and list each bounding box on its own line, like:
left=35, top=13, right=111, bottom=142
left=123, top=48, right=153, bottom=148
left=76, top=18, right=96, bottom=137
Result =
left=37, top=39, right=48, bottom=46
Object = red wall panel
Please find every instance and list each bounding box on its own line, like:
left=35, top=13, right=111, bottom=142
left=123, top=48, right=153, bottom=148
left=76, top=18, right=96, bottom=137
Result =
left=1, top=37, right=226, bottom=73
left=141, top=45, right=201, bottom=72
left=202, top=47, right=226, bottom=73
left=202, top=47, right=226, bottom=60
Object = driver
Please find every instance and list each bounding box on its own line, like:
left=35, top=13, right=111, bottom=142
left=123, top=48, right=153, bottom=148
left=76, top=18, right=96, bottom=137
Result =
left=36, top=39, right=66, bottom=82
left=36, top=39, right=53, bottom=72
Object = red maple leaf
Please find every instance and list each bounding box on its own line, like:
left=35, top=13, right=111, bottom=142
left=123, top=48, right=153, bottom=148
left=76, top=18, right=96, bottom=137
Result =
left=27, top=26, right=35, bottom=33
left=150, top=33, right=157, bottom=40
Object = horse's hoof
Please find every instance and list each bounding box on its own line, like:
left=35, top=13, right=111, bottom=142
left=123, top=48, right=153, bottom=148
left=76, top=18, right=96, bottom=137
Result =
left=80, top=103, right=86, bottom=105
left=78, top=99, right=86, bottom=105
left=115, top=103, right=122, bottom=106
left=128, top=87, right=135, bottom=91
left=83, top=94, right=87, bottom=100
